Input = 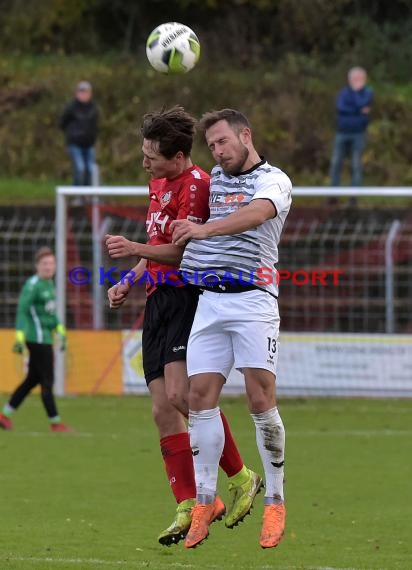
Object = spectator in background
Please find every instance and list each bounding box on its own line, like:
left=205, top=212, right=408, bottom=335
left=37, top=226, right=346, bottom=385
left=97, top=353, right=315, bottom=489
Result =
left=59, top=81, right=99, bottom=186
left=330, top=67, right=373, bottom=187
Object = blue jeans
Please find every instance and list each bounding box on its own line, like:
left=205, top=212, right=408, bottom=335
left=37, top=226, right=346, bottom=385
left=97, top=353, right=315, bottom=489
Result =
left=330, top=132, right=366, bottom=186
left=67, top=145, right=96, bottom=186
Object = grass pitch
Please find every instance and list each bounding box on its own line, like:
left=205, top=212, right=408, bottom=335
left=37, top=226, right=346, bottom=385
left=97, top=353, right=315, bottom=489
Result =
left=0, top=396, right=411, bottom=570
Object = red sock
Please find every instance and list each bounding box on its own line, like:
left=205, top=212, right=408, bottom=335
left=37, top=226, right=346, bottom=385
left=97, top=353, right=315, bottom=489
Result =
left=160, top=432, right=196, bottom=503
left=219, top=411, right=244, bottom=477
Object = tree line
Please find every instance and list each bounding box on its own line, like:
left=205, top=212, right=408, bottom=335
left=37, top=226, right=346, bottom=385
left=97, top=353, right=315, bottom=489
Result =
left=1, top=0, right=412, bottom=185
left=1, top=0, right=411, bottom=80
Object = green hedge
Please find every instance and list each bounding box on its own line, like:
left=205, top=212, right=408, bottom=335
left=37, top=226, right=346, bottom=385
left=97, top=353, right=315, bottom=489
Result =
left=1, top=53, right=412, bottom=187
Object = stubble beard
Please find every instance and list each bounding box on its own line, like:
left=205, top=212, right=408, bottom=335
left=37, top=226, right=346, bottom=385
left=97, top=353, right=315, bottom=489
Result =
left=222, top=144, right=250, bottom=175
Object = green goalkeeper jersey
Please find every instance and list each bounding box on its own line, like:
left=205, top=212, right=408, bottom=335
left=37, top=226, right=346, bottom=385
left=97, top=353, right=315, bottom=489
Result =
left=15, top=275, right=60, bottom=344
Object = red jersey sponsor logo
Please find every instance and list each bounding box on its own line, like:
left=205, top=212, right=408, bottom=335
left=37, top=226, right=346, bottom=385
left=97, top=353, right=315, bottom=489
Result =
left=146, top=211, right=170, bottom=235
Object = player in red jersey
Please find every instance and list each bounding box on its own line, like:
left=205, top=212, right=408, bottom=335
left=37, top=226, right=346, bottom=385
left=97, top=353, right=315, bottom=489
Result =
left=105, top=107, right=262, bottom=546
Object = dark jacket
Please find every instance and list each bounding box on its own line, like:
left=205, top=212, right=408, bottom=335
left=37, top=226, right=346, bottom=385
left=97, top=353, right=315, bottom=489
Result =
left=335, top=86, right=373, bottom=134
left=59, top=99, right=99, bottom=147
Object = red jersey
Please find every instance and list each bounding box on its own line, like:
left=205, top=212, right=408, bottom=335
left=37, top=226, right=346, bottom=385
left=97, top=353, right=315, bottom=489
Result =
left=145, top=165, right=210, bottom=295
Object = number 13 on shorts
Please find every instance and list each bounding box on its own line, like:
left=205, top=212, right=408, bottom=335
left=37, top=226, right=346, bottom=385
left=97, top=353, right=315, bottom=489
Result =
left=267, top=336, right=277, bottom=356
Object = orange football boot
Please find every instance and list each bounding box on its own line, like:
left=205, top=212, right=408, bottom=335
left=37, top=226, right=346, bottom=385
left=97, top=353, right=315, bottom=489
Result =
left=259, top=503, right=286, bottom=548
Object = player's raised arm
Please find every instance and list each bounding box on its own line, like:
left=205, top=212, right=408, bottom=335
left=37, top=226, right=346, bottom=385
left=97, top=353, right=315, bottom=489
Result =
left=105, top=234, right=184, bottom=266
left=171, top=199, right=276, bottom=244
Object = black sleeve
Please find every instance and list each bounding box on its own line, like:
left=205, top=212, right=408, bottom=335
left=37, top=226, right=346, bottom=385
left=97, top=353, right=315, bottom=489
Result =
left=59, top=102, right=73, bottom=130
left=94, top=103, right=100, bottom=130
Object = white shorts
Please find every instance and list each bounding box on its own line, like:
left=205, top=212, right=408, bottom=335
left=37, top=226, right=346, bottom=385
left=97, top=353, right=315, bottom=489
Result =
left=187, top=289, right=280, bottom=379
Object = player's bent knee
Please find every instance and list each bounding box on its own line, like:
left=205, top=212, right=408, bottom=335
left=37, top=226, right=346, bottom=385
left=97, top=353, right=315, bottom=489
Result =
left=151, top=400, right=170, bottom=425
left=188, top=374, right=224, bottom=411
left=151, top=401, right=184, bottom=435
left=247, top=395, right=276, bottom=414
left=165, top=390, right=188, bottom=416
left=245, top=374, right=277, bottom=413
left=188, top=391, right=208, bottom=412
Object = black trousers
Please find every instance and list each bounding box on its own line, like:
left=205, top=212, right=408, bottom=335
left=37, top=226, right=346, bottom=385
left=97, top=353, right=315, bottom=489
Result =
left=9, top=342, right=58, bottom=418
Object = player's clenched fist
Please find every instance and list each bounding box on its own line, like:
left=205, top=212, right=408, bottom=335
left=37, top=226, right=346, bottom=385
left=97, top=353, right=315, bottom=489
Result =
left=107, top=282, right=130, bottom=309
left=105, top=234, right=138, bottom=258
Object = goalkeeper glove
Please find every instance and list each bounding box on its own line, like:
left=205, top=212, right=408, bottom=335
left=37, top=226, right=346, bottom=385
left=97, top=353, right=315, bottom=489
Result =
left=12, top=330, right=25, bottom=354
left=59, top=336, right=67, bottom=352
left=56, top=324, right=67, bottom=352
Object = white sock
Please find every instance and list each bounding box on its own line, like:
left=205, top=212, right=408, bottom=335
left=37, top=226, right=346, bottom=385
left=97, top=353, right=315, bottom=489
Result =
left=251, top=407, right=285, bottom=504
left=188, top=407, right=224, bottom=504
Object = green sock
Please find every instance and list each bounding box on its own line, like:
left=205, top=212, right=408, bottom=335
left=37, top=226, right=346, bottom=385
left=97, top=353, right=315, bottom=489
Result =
left=49, top=416, right=61, bottom=425
left=228, top=464, right=249, bottom=486
left=2, top=403, right=14, bottom=418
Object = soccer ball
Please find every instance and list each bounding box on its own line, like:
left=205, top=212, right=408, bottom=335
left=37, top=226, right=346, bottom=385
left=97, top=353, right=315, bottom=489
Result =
left=146, top=22, right=200, bottom=74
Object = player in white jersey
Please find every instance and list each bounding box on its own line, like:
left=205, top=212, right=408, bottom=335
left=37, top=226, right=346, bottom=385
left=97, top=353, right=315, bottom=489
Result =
left=171, top=108, right=292, bottom=549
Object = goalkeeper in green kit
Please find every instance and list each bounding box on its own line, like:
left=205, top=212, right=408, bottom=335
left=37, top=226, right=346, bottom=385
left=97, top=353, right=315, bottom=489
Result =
left=0, top=247, right=71, bottom=432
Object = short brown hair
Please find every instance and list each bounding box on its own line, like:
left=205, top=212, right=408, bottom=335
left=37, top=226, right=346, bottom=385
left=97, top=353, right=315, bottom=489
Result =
left=35, top=246, right=54, bottom=263
left=141, top=106, right=196, bottom=159
left=199, top=108, right=250, bottom=133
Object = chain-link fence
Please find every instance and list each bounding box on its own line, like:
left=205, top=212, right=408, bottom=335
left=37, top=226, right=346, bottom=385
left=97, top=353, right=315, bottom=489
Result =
left=0, top=205, right=148, bottom=330
left=1, top=202, right=412, bottom=333
left=279, top=206, right=412, bottom=333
